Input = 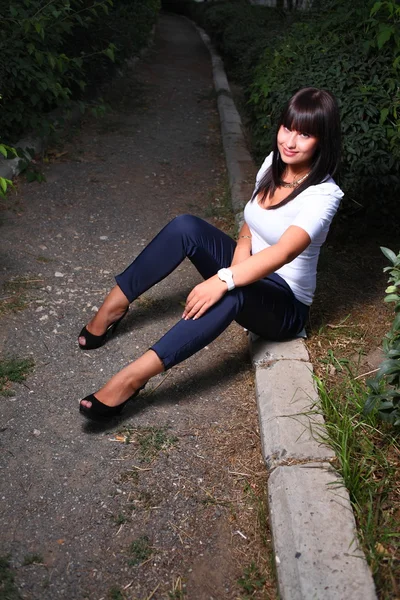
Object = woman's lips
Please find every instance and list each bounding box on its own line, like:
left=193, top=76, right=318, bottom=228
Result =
left=282, top=147, right=298, bottom=157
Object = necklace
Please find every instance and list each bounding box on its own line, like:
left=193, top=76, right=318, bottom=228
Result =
left=280, top=172, right=310, bottom=189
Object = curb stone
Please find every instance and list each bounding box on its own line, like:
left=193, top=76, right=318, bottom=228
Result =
left=196, top=27, right=257, bottom=225
left=255, top=360, right=336, bottom=470
left=197, top=21, right=378, bottom=600
left=269, top=464, right=377, bottom=600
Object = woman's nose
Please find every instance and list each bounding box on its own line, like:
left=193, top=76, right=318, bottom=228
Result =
left=287, top=132, right=297, bottom=148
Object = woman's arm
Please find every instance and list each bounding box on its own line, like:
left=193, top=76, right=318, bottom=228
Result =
left=183, top=225, right=311, bottom=320
left=230, top=222, right=252, bottom=266
left=230, top=225, right=310, bottom=286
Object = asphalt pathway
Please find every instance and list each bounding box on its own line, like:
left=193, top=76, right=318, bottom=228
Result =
left=0, top=14, right=269, bottom=600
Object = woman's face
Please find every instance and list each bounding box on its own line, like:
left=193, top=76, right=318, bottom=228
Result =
left=277, top=125, right=319, bottom=170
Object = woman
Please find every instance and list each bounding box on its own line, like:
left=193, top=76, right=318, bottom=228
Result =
left=78, top=87, right=343, bottom=421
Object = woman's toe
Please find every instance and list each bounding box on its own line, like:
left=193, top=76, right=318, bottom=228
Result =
left=80, top=399, right=92, bottom=409
left=78, top=336, right=86, bottom=346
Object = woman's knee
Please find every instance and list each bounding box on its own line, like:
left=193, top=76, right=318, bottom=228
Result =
left=168, top=214, right=205, bottom=236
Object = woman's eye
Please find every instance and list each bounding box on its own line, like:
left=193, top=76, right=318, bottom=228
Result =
left=300, top=132, right=310, bottom=138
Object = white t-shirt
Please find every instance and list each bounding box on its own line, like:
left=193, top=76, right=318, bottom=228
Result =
left=243, top=152, right=344, bottom=305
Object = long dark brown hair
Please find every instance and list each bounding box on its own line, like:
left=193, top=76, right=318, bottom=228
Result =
left=254, top=87, right=341, bottom=209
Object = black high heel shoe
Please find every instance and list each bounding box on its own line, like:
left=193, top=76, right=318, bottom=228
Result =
left=79, top=385, right=146, bottom=422
left=78, top=309, right=128, bottom=350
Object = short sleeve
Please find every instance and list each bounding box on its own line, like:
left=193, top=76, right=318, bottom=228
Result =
left=291, top=191, right=341, bottom=242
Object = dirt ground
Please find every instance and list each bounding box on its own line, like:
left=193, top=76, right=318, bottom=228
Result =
left=0, top=14, right=278, bottom=600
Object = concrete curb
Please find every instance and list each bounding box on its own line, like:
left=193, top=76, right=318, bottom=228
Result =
left=198, top=23, right=378, bottom=600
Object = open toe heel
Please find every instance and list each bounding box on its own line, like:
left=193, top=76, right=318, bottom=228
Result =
left=79, top=385, right=146, bottom=422
left=78, top=309, right=128, bottom=350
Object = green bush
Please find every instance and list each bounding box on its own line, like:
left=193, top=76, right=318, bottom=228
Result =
left=248, top=0, right=400, bottom=224
left=166, top=0, right=400, bottom=229
left=0, top=0, right=161, bottom=143
left=364, top=247, right=400, bottom=426
left=74, top=0, right=161, bottom=92
left=0, top=144, right=17, bottom=196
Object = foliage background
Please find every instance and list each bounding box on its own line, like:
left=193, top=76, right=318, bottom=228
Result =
left=0, top=0, right=161, bottom=143
left=163, top=0, right=400, bottom=230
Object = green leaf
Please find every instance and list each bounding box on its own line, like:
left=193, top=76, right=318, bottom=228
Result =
left=35, top=51, right=43, bottom=66
left=384, top=294, right=399, bottom=303
left=0, top=145, right=8, bottom=158
left=48, top=54, right=56, bottom=69
left=378, top=401, right=396, bottom=411
left=381, top=247, right=397, bottom=264
left=392, top=313, right=400, bottom=331
left=378, top=359, right=400, bottom=377
left=385, top=285, right=398, bottom=294
left=377, top=26, right=394, bottom=49
left=367, top=378, right=381, bottom=394
left=103, top=46, right=115, bottom=62
left=364, top=394, right=379, bottom=414
left=370, top=1, right=382, bottom=17
left=380, top=108, right=389, bottom=124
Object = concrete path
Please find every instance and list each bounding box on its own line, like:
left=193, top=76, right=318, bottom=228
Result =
left=198, top=24, right=377, bottom=600
left=0, top=15, right=272, bottom=600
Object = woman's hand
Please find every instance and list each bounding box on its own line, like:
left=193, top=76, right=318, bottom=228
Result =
left=182, top=276, right=227, bottom=320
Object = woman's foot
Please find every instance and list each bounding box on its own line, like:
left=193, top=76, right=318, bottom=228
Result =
left=80, top=371, right=143, bottom=410
left=78, top=286, right=130, bottom=349
left=79, top=389, right=145, bottom=421
left=79, top=371, right=146, bottom=421
left=79, top=351, right=165, bottom=421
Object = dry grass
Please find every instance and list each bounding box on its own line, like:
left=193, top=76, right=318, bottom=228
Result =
left=0, top=276, right=44, bottom=316
left=193, top=371, right=277, bottom=600
left=306, top=238, right=400, bottom=599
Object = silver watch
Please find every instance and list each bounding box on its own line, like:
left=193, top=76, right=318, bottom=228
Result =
left=217, top=268, right=235, bottom=291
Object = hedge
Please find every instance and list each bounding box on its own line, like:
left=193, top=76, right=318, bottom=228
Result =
left=0, top=0, right=161, bottom=143
left=163, top=0, right=400, bottom=229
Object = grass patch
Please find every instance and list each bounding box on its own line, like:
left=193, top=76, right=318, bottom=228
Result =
left=0, top=276, right=43, bottom=316
left=35, top=256, right=52, bottom=264
left=243, top=481, right=269, bottom=548
left=314, top=357, right=400, bottom=598
left=116, top=425, right=178, bottom=463
left=0, top=357, right=34, bottom=396
left=22, top=553, right=43, bottom=566
left=0, top=555, right=21, bottom=600
left=113, top=513, right=128, bottom=526
left=168, top=576, right=186, bottom=599
left=237, top=562, right=267, bottom=598
left=127, top=535, right=152, bottom=566
left=0, top=294, right=28, bottom=316
left=136, top=427, right=177, bottom=462
left=108, top=586, right=125, bottom=600
left=118, top=469, right=139, bottom=485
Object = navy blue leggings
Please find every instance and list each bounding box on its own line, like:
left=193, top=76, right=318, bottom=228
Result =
left=115, top=215, right=308, bottom=370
